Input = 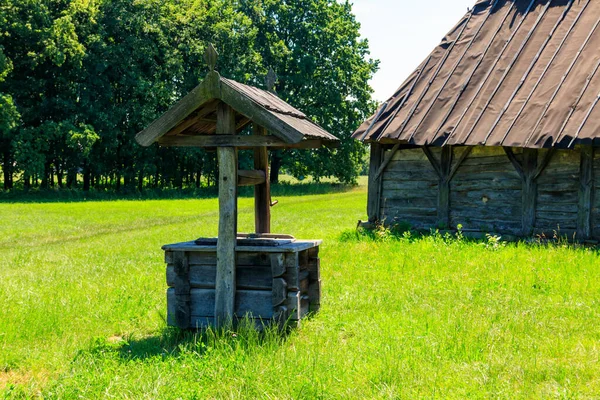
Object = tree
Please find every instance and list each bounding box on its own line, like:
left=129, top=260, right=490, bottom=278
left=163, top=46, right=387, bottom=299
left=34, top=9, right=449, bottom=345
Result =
left=239, top=0, right=379, bottom=183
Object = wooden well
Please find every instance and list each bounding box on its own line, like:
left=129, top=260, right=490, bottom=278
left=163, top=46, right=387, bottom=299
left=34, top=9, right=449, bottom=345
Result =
left=135, top=45, right=337, bottom=328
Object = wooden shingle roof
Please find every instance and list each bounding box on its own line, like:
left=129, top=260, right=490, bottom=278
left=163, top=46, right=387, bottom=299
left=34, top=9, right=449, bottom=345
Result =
left=136, top=71, right=337, bottom=148
left=354, top=0, right=600, bottom=149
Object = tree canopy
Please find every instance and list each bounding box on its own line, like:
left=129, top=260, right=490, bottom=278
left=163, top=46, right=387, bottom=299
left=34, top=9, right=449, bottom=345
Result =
left=0, top=0, right=378, bottom=191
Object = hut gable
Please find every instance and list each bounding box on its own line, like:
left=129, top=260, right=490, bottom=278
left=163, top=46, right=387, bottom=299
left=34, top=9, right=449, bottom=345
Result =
left=354, top=0, right=600, bottom=149
left=136, top=72, right=337, bottom=148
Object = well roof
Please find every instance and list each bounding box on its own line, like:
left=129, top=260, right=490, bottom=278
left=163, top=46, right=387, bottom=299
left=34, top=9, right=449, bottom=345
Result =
left=136, top=71, right=337, bottom=147
left=354, top=0, right=600, bottom=149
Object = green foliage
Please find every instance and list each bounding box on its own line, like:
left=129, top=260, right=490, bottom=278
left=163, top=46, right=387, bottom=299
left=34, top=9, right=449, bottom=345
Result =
left=2, top=184, right=600, bottom=397
left=0, top=0, right=377, bottom=191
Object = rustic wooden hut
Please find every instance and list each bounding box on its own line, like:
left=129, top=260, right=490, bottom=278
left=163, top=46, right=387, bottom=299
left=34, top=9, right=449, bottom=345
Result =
left=354, top=0, right=600, bottom=241
left=136, top=45, right=338, bottom=328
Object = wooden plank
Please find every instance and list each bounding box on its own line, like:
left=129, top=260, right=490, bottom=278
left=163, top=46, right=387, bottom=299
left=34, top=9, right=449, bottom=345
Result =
left=237, top=169, right=266, bottom=186
left=578, top=146, right=594, bottom=240
left=215, top=102, right=238, bottom=326
left=172, top=251, right=190, bottom=329
left=168, top=288, right=274, bottom=321
left=167, top=265, right=272, bottom=290
left=308, top=280, right=321, bottom=312
left=286, top=291, right=301, bottom=321
left=374, top=143, right=401, bottom=180
left=284, top=252, right=300, bottom=291
left=136, top=72, right=220, bottom=147
left=272, top=278, right=287, bottom=307
left=270, top=253, right=286, bottom=277
left=367, top=143, right=383, bottom=222
left=522, top=148, right=538, bottom=236
left=253, top=124, right=271, bottom=233
left=438, top=146, right=452, bottom=228
left=220, top=79, right=304, bottom=144
left=158, top=134, right=286, bottom=148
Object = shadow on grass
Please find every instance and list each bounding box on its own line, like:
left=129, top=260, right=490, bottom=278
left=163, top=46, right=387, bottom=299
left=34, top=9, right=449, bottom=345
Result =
left=110, top=321, right=293, bottom=361
left=0, top=181, right=358, bottom=204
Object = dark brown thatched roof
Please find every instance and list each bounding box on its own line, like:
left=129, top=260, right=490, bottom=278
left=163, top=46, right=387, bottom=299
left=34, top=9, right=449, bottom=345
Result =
left=136, top=72, right=337, bottom=148
left=354, top=0, right=600, bottom=149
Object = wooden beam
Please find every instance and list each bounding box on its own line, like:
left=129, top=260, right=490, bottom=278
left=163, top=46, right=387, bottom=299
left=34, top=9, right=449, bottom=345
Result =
left=238, top=169, right=266, bottom=187
left=158, top=135, right=336, bottom=149
left=159, top=135, right=287, bottom=148
left=253, top=124, right=271, bottom=233
left=367, top=143, right=383, bottom=223
left=521, top=148, right=538, bottom=236
left=215, top=102, right=238, bottom=326
left=422, top=146, right=443, bottom=179
left=577, top=146, right=594, bottom=240
left=135, top=71, right=220, bottom=147
left=173, top=251, right=190, bottom=329
left=373, top=143, right=400, bottom=180
left=438, top=146, right=453, bottom=228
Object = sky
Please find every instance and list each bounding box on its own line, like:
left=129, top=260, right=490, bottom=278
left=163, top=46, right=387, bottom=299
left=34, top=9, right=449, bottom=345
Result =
left=351, top=0, right=475, bottom=101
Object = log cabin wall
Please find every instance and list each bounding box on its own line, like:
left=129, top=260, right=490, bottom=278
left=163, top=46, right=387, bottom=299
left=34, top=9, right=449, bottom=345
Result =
left=450, top=147, right=522, bottom=235
left=376, top=145, right=597, bottom=241
left=380, top=148, right=439, bottom=229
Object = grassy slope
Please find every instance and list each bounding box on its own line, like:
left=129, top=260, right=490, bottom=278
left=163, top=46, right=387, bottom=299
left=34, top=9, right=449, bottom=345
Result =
left=1, top=182, right=599, bottom=399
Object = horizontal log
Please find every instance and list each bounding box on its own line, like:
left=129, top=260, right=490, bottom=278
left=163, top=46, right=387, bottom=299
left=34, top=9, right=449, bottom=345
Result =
left=391, top=148, right=430, bottom=162
left=165, top=251, right=270, bottom=267
left=238, top=170, right=266, bottom=186
left=167, top=288, right=274, bottom=321
left=381, top=180, right=438, bottom=191
left=451, top=180, right=521, bottom=191
left=380, top=194, right=437, bottom=208
left=158, top=134, right=336, bottom=149
left=167, top=265, right=272, bottom=290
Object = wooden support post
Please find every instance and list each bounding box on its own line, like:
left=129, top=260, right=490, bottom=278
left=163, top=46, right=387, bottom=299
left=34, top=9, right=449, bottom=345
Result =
left=578, top=146, right=594, bottom=240
left=253, top=124, right=271, bottom=233
left=367, top=143, right=383, bottom=223
left=522, top=148, right=538, bottom=237
left=438, top=146, right=452, bottom=228
left=173, top=251, right=190, bottom=329
left=215, top=103, right=238, bottom=326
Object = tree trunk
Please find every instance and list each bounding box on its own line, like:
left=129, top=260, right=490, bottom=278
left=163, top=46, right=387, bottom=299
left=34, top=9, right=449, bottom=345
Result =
left=83, top=166, right=91, bottom=191
left=270, top=151, right=282, bottom=184
left=2, top=143, right=12, bottom=190
left=137, top=170, right=144, bottom=192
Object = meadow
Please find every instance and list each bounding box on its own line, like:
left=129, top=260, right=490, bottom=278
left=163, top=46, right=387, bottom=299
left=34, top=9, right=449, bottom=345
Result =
left=1, top=180, right=600, bottom=399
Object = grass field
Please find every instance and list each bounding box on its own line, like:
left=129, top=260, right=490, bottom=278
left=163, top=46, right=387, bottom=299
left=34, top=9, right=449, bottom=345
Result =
left=1, top=180, right=600, bottom=399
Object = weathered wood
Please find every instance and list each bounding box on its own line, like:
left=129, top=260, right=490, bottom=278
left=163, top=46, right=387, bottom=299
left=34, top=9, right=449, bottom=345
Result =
left=167, top=265, right=272, bottom=290
left=173, top=251, right=191, bottom=329
left=577, top=146, right=594, bottom=240
left=215, top=102, right=238, bottom=326
left=308, top=280, right=321, bottom=312
left=253, top=124, right=271, bottom=233
left=286, top=291, right=301, bottom=321
left=368, top=143, right=383, bottom=222
left=272, top=278, right=287, bottom=307
left=237, top=170, right=266, bottom=186
left=168, top=288, right=274, bottom=320
left=136, top=72, right=220, bottom=146
left=438, top=146, right=452, bottom=228
left=158, top=134, right=285, bottom=148
left=284, top=252, right=301, bottom=290
left=521, top=148, right=538, bottom=236
left=270, top=253, right=286, bottom=277
left=374, top=143, right=401, bottom=180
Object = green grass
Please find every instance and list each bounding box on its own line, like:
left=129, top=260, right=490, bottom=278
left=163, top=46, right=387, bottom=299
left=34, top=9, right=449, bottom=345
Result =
left=1, top=180, right=600, bottom=398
